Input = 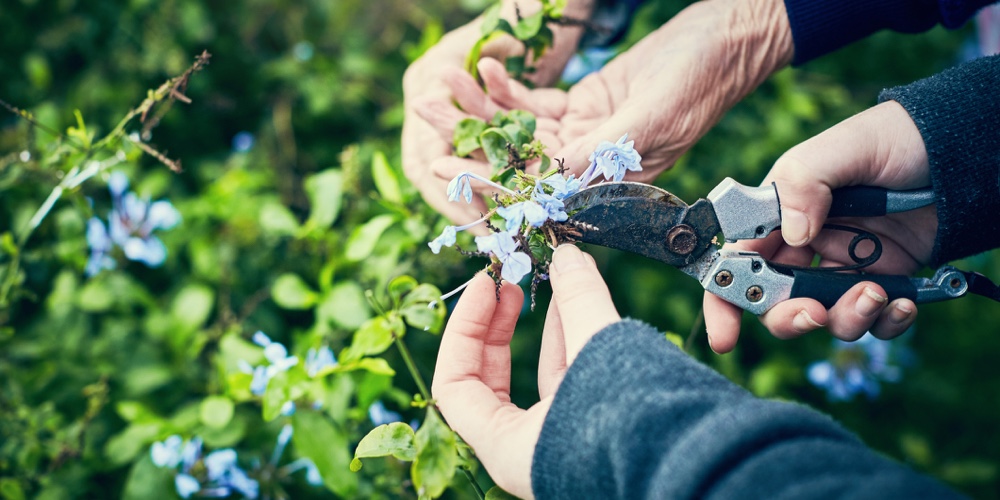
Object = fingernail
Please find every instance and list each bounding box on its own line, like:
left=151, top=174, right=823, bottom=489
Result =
left=888, top=302, right=913, bottom=325
left=856, top=287, right=887, bottom=317
left=551, top=245, right=587, bottom=274
left=781, top=208, right=811, bottom=247
left=792, top=310, right=824, bottom=333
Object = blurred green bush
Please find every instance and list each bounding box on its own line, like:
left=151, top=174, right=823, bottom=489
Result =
left=1, top=0, right=997, bottom=498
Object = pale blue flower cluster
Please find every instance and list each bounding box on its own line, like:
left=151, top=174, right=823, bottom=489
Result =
left=150, top=435, right=259, bottom=499
left=272, top=425, right=324, bottom=487
left=578, top=133, right=643, bottom=185
left=807, top=333, right=903, bottom=402
left=368, top=400, right=403, bottom=426
left=475, top=231, right=532, bottom=283
left=238, top=332, right=337, bottom=415
left=86, top=171, right=181, bottom=276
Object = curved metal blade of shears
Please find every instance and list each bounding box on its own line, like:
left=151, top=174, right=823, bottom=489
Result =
left=562, top=182, right=722, bottom=273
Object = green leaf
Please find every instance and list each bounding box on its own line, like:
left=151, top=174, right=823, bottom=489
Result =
left=200, top=395, right=235, bottom=429
left=504, top=55, right=526, bottom=78
left=485, top=486, right=520, bottom=500
left=171, top=283, right=215, bottom=331
left=345, top=214, right=397, bottom=262
left=452, top=118, right=488, bottom=157
left=372, top=151, right=404, bottom=204
left=292, top=411, right=357, bottom=497
left=664, top=332, right=684, bottom=350
left=272, top=273, right=319, bottom=310
left=480, top=127, right=514, bottom=169
left=346, top=315, right=404, bottom=360
left=506, top=109, right=536, bottom=135
left=348, top=357, right=396, bottom=376
left=318, top=282, right=371, bottom=330
left=411, top=409, right=458, bottom=499
left=304, top=169, right=344, bottom=230
left=513, top=10, right=544, bottom=40
left=262, top=372, right=291, bottom=422
left=122, top=455, right=175, bottom=500
left=104, top=423, right=162, bottom=466
left=387, top=275, right=419, bottom=307
left=259, top=200, right=301, bottom=236
left=0, top=478, right=25, bottom=500
left=401, top=284, right=446, bottom=333
left=77, top=278, right=114, bottom=312
left=465, top=31, right=507, bottom=79
left=352, top=422, right=417, bottom=471
left=479, top=2, right=502, bottom=36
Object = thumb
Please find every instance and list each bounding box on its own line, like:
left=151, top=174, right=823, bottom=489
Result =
left=765, top=101, right=929, bottom=247
left=549, top=245, right=620, bottom=363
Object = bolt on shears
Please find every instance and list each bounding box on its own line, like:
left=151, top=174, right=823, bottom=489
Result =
left=560, top=178, right=1000, bottom=315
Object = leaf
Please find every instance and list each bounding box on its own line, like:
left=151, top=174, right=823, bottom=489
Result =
left=513, top=10, right=544, bottom=40
left=262, top=372, right=291, bottom=422
left=122, top=455, right=176, bottom=500
left=171, top=283, right=215, bottom=331
left=345, top=214, right=397, bottom=262
left=0, top=478, right=25, bottom=500
left=351, top=422, right=417, bottom=471
left=480, top=127, right=514, bottom=169
left=292, top=411, right=358, bottom=497
left=452, top=118, right=488, bottom=157
left=372, top=151, right=404, bottom=204
left=272, top=273, right=319, bottom=310
left=479, top=2, right=502, bottom=36
left=346, top=315, right=404, bottom=361
left=387, top=275, right=418, bottom=307
left=318, top=282, right=371, bottom=330
left=504, top=56, right=525, bottom=78
left=411, top=409, right=458, bottom=499
left=506, top=109, right=536, bottom=135
left=77, top=278, right=114, bottom=312
left=485, top=486, right=520, bottom=500
left=304, top=169, right=344, bottom=230
left=259, top=200, right=301, bottom=237
left=400, top=284, right=446, bottom=334
left=104, top=423, right=162, bottom=466
left=200, top=395, right=235, bottom=429
left=465, top=31, right=507, bottom=80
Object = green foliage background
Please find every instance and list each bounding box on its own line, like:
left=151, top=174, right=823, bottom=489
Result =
left=1, top=0, right=998, bottom=498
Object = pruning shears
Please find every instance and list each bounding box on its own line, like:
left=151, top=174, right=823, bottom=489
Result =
left=561, top=178, right=1000, bottom=315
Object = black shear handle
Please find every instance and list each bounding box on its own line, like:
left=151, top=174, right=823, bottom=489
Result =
left=827, top=186, right=934, bottom=218
left=787, top=268, right=918, bottom=309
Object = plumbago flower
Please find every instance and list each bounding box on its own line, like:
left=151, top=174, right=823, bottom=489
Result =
left=807, top=332, right=910, bottom=402
left=431, top=112, right=642, bottom=306
left=150, top=426, right=323, bottom=499
left=238, top=331, right=338, bottom=415
left=86, top=171, right=181, bottom=276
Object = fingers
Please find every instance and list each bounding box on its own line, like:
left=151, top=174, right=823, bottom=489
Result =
left=479, top=58, right=568, bottom=118
left=432, top=273, right=522, bottom=443
left=702, top=292, right=745, bottom=354
left=548, top=245, right=620, bottom=363
left=766, top=101, right=929, bottom=248
left=414, top=95, right=473, bottom=144
left=537, top=299, right=567, bottom=399
left=444, top=64, right=506, bottom=120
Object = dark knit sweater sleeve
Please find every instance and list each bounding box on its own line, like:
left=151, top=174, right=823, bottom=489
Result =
left=878, top=55, right=1000, bottom=265
left=531, top=319, right=961, bottom=499
left=784, top=0, right=996, bottom=65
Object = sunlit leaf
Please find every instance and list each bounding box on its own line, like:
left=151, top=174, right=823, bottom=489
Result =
left=412, top=409, right=458, bottom=499
left=453, top=118, right=488, bottom=157
left=372, top=151, right=404, bottom=205
left=345, top=214, right=397, bottom=262
left=351, top=422, right=417, bottom=471
left=199, top=395, right=235, bottom=429
left=292, top=411, right=357, bottom=497
left=304, top=169, right=344, bottom=231
left=272, top=273, right=318, bottom=310
left=513, top=11, right=544, bottom=40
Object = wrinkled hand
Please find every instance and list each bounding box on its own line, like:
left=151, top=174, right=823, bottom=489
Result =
left=402, top=0, right=594, bottom=228
left=416, top=0, right=793, bottom=196
left=432, top=245, right=620, bottom=499
left=705, top=101, right=938, bottom=353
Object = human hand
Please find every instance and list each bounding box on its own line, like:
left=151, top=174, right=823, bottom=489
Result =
left=704, top=101, right=937, bottom=353
left=402, top=1, right=594, bottom=229
left=416, top=0, right=794, bottom=195
left=432, top=245, right=619, bottom=499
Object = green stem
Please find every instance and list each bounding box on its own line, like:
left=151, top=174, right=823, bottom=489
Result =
left=393, top=333, right=431, bottom=401
left=461, top=466, right=486, bottom=500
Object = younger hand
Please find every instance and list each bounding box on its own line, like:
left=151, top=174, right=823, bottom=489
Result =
left=432, top=245, right=620, bottom=499
left=704, top=101, right=937, bottom=353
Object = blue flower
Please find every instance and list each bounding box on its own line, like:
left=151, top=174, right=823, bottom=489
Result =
left=542, top=173, right=583, bottom=200
left=151, top=435, right=184, bottom=468
left=175, top=473, right=201, bottom=499
left=496, top=200, right=548, bottom=230
left=447, top=173, right=474, bottom=203
left=246, top=331, right=299, bottom=396
left=86, top=172, right=181, bottom=275
left=368, top=400, right=403, bottom=426
left=428, top=226, right=457, bottom=254
left=232, top=131, right=255, bottom=153
left=580, top=133, right=643, bottom=185
left=202, top=448, right=259, bottom=499
left=807, top=333, right=903, bottom=402
left=531, top=183, right=568, bottom=222
left=305, top=346, right=338, bottom=377
left=204, top=449, right=238, bottom=482
left=284, top=458, right=324, bottom=486
left=474, top=231, right=532, bottom=283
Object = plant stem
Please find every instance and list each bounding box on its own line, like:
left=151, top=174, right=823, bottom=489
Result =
left=461, top=467, right=486, bottom=500
left=393, top=334, right=431, bottom=401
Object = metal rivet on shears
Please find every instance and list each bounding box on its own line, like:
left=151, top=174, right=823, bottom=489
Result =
left=715, top=270, right=734, bottom=287
left=746, top=285, right=764, bottom=302
left=666, top=224, right=697, bottom=255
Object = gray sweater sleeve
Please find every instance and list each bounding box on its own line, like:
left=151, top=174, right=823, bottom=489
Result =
left=878, top=55, right=1000, bottom=266
left=531, top=319, right=961, bottom=499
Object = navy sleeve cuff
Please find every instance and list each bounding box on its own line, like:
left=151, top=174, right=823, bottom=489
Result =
left=879, top=55, right=1000, bottom=265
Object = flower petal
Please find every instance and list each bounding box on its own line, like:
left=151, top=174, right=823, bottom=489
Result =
left=500, top=251, right=532, bottom=283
